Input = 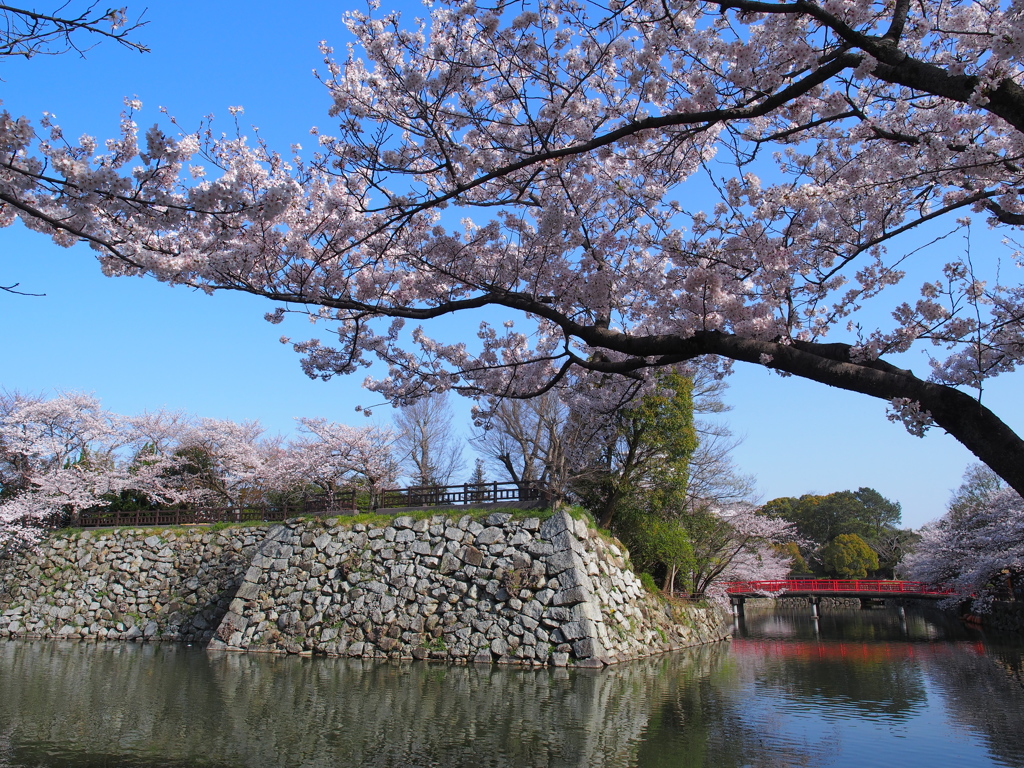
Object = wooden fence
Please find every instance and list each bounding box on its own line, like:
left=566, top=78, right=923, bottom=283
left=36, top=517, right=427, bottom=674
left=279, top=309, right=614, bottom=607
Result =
left=66, top=481, right=548, bottom=529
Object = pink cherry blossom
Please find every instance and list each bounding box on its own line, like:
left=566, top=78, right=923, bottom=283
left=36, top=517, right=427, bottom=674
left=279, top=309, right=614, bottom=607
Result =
left=5, top=1, right=1024, bottom=496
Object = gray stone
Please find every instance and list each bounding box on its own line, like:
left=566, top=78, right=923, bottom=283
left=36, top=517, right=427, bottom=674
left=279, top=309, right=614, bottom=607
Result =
left=484, top=513, right=512, bottom=527
left=560, top=621, right=590, bottom=641
left=549, top=531, right=585, bottom=554
left=558, top=567, right=592, bottom=591
left=460, top=545, right=484, bottom=567
left=528, top=541, right=555, bottom=557
left=410, top=541, right=432, bottom=556
left=439, top=553, right=460, bottom=574
left=572, top=638, right=603, bottom=658
left=475, top=527, right=505, bottom=546
left=539, top=511, right=573, bottom=539
left=546, top=550, right=584, bottom=575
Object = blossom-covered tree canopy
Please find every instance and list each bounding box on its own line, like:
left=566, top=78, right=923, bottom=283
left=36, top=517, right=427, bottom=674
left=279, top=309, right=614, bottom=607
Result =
left=7, top=1, right=1024, bottom=492
left=901, top=465, right=1024, bottom=605
left=0, top=391, right=397, bottom=551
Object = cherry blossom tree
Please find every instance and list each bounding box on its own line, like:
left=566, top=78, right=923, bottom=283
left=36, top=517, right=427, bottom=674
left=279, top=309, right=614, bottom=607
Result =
left=166, top=418, right=278, bottom=507
left=680, top=502, right=795, bottom=598
left=902, top=465, right=1024, bottom=608
left=0, top=391, right=183, bottom=550
left=275, top=417, right=399, bottom=504
left=9, top=1, right=1024, bottom=496
left=0, top=391, right=401, bottom=549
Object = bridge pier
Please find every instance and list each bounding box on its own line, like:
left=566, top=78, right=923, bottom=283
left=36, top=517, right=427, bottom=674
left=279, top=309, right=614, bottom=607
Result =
left=808, top=596, right=820, bottom=617
left=730, top=596, right=745, bottom=617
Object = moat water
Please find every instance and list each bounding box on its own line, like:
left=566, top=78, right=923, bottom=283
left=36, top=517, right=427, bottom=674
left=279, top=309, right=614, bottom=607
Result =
left=1, top=604, right=1022, bottom=767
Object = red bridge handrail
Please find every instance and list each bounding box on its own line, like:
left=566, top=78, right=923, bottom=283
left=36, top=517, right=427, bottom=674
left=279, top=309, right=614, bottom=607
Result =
left=724, top=579, right=957, bottom=596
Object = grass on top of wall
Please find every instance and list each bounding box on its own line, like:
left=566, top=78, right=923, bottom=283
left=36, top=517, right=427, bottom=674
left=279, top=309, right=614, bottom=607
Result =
left=46, top=505, right=563, bottom=539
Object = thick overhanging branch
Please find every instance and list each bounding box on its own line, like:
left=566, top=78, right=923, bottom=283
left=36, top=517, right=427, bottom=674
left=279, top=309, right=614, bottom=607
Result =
left=225, top=284, right=1024, bottom=502
left=565, top=325, right=1024, bottom=498
left=708, top=0, right=1024, bottom=133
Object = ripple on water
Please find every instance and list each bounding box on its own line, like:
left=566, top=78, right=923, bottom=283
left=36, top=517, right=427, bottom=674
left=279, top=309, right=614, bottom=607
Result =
left=1, top=606, right=1023, bottom=768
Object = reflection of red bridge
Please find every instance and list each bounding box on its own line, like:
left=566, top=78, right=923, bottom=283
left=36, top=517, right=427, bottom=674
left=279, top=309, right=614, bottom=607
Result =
left=724, top=580, right=957, bottom=614
left=730, top=638, right=984, bottom=662
left=725, top=579, right=957, bottom=599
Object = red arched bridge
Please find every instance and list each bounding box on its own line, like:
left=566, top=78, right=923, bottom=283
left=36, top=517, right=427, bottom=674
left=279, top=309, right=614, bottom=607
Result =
left=724, top=579, right=957, bottom=614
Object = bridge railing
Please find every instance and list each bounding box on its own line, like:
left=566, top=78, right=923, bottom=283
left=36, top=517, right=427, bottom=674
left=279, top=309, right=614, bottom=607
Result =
left=724, top=579, right=958, bottom=596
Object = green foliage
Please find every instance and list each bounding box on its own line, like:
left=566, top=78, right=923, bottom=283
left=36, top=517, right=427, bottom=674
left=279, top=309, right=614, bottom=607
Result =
left=638, top=572, right=659, bottom=593
left=672, top=506, right=740, bottom=596
left=98, top=488, right=160, bottom=513
left=775, top=541, right=810, bottom=575
left=422, top=636, right=447, bottom=652
left=617, top=506, right=695, bottom=591
left=763, top=486, right=902, bottom=575
left=578, top=372, right=698, bottom=529
left=821, top=534, right=879, bottom=578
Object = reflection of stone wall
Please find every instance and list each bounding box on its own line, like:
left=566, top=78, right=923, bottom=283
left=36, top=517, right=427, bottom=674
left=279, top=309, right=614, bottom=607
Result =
left=0, top=640, right=732, bottom=768
left=0, top=527, right=268, bottom=643
left=970, top=600, right=1024, bottom=633
left=212, top=510, right=729, bottom=664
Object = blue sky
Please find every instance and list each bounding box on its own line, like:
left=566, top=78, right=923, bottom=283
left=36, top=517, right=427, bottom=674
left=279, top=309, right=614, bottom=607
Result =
left=2, top=0, right=1019, bottom=528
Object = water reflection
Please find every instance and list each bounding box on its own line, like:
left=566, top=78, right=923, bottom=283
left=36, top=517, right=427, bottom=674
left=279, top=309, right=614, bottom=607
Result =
left=734, top=604, right=1024, bottom=767
left=1, top=605, right=1023, bottom=768
left=0, top=642, right=729, bottom=768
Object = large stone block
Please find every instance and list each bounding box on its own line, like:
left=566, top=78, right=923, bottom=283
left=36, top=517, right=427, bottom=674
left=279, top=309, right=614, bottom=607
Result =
left=552, top=586, right=591, bottom=607
left=545, top=550, right=585, bottom=576
left=559, top=621, right=591, bottom=641
left=539, top=510, right=573, bottom=539
left=459, top=545, right=484, bottom=567
left=475, top=527, right=505, bottom=546
left=548, top=530, right=586, bottom=554
left=558, top=567, right=593, bottom=591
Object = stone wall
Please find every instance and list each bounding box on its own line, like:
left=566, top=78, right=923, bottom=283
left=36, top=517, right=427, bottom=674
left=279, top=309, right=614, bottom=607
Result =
left=968, top=600, right=1024, bottom=633
left=1, top=510, right=729, bottom=665
left=210, top=509, right=728, bottom=665
left=0, top=526, right=269, bottom=643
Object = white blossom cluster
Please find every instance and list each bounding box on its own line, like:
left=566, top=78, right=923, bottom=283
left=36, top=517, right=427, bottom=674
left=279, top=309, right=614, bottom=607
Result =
left=0, top=392, right=398, bottom=552
left=902, top=481, right=1024, bottom=610
left=4, top=1, right=1024, bottom=486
